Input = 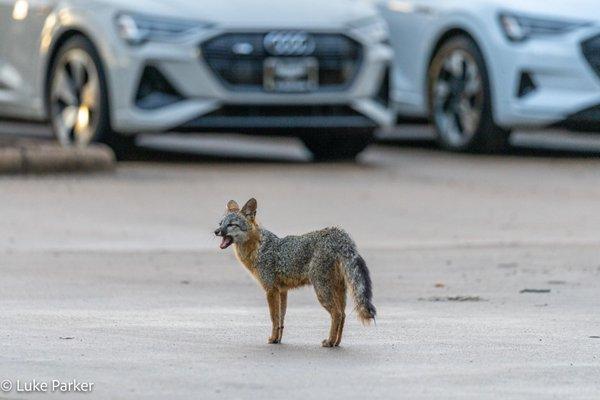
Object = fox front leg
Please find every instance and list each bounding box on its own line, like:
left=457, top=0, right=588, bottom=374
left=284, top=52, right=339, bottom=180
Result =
left=277, top=291, right=287, bottom=342
left=266, top=289, right=281, bottom=344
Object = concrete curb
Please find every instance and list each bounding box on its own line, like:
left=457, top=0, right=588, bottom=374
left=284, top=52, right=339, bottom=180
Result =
left=0, top=140, right=115, bottom=174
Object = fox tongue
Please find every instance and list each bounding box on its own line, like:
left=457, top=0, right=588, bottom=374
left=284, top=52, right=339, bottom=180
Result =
left=220, top=236, right=233, bottom=249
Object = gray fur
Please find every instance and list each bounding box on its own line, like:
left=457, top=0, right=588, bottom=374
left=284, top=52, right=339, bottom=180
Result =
left=257, top=227, right=372, bottom=297
left=218, top=211, right=376, bottom=322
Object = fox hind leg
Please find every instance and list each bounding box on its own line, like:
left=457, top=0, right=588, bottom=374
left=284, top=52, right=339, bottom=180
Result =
left=321, top=310, right=342, bottom=348
left=313, top=266, right=346, bottom=348
left=333, top=282, right=346, bottom=346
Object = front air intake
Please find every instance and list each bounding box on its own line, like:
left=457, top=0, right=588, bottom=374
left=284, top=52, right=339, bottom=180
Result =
left=517, top=71, right=536, bottom=98
left=135, top=66, right=184, bottom=110
left=582, top=35, right=600, bottom=79
left=375, top=67, right=391, bottom=107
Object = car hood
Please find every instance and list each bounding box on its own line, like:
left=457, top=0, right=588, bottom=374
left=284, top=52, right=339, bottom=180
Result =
left=491, top=0, right=600, bottom=22
left=95, top=0, right=378, bottom=28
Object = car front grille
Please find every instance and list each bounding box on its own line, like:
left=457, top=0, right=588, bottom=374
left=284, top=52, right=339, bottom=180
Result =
left=200, top=33, right=362, bottom=91
left=582, top=34, right=600, bottom=79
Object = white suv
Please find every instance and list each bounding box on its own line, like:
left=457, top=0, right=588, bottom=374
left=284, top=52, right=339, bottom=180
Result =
left=378, top=0, right=600, bottom=152
left=0, top=0, right=394, bottom=160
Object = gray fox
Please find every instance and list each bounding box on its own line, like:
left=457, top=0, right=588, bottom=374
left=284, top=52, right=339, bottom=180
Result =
left=214, top=198, right=376, bottom=347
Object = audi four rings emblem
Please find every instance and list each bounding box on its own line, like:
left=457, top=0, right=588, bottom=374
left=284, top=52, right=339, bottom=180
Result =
left=263, top=31, right=316, bottom=56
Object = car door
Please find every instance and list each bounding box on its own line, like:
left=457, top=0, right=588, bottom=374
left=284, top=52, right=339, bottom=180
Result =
left=0, top=0, right=55, bottom=118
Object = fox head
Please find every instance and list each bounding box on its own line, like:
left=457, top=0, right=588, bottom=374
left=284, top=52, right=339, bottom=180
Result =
left=214, top=198, right=258, bottom=250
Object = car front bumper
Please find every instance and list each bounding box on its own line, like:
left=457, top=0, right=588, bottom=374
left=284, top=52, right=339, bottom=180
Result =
left=105, top=27, right=394, bottom=134
left=488, top=24, right=600, bottom=129
left=553, top=104, right=600, bottom=131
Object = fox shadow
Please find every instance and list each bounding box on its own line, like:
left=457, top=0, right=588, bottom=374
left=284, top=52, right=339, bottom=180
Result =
left=240, top=341, right=372, bottom=361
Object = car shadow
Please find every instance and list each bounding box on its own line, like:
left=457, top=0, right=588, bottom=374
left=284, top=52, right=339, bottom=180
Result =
left=121, top=145, right=310, bottom=165
left=126, top=133, right=377, bottom=168
left=124, top=145, right=383, bottom=171
left=378, top=127, right=600, bottom=159
left=505, top=146, right=600, bottom=159
left=4, top=120, right=600, bottom=162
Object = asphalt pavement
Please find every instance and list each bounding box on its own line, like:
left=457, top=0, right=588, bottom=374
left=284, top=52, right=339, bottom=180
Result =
left=0, top=123, right=599, bottom=399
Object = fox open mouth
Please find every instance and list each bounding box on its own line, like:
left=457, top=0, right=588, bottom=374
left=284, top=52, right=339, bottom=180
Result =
left=220, top=235, right=234, bottom=249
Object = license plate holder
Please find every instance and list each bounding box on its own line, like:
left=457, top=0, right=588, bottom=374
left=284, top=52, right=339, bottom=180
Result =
left=264, top=57, right=319, bottom=93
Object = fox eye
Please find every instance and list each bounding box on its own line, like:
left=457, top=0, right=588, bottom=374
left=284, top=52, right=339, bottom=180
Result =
left=228, top=223, right=239, bottom=228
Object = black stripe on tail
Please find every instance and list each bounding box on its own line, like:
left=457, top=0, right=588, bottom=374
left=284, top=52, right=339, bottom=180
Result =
left=343, top=253, right=376, bottom=324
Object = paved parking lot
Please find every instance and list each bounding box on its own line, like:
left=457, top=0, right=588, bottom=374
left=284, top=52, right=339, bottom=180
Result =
left=0, top=124, right=599, bottom=399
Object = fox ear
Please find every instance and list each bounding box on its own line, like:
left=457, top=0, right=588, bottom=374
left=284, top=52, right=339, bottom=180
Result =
left=241, top=198, right=257, bottom=220
left=227, top=200, right=240, bottom=212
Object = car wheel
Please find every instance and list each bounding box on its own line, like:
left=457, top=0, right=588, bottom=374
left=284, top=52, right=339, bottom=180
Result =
left=48, top=35, right=136, bottom=159
left=301, top=128, right=375, bottom=161
left=428, top=36, right=510, bottom=153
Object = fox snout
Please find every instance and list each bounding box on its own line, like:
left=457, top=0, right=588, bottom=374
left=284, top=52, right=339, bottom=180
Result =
left=215, top=227, right=234, bottom=249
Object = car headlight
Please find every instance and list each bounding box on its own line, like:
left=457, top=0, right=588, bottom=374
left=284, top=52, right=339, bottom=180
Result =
left=115, top=13, right=213, bottom=45
left=350, top=17, right=389, bottom=43
left=499, top=12, right=590, bottom=42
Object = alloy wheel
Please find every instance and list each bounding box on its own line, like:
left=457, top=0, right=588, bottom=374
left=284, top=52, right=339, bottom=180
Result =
left=432, top=49, right=484, bottom=148
left=50, top=48, right=100, bottom=147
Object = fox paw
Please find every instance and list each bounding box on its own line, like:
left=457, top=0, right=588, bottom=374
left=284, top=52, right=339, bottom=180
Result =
left=268, top=337, right=281, bottom=344
left=321, top=339, right=335, bottom=348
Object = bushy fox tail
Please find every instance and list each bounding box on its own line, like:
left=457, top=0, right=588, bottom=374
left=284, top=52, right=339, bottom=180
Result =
left=340, top=251, right=376, bottom=325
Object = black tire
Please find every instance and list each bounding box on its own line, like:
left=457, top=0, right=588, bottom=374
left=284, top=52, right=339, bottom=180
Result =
left=47, top=35, right=136, bottom=160
left=301, top=128, right=375, bottom=161
left=428, top=36, right=510, bottom=153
